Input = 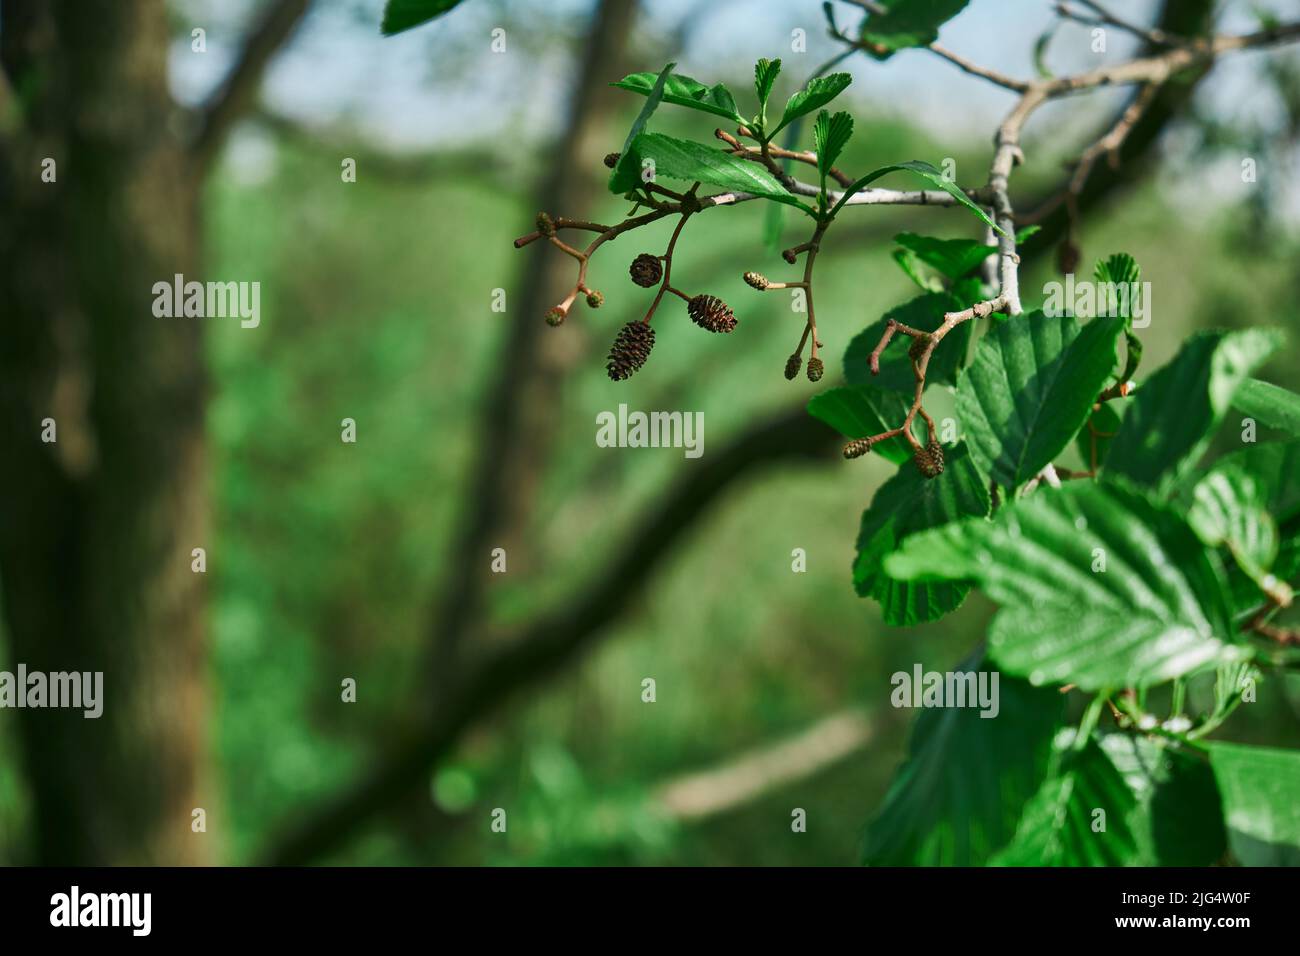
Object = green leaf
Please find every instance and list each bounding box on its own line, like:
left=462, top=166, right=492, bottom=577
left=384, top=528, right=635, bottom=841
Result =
left=884, top=481, right=1242, bottom=690
left=1209, top=446, right=1300, bottom=611
left=1101, top=735, right=1227, bottom=866
left=844, top=292, right=969, bottom=392
left=1094, top=258, right=1145, bottom=389
left=1187, top=464, right=1278, bottom=586
left=1032, top=24, right=1058, bottom=79
left=762, top=49, right=853, bottom=249
left=813, top=110, right=854, bottom=180
left=858, top=0, right=970, bottom=59
left=609, top=133, right=813, bottom=212
left=863, top=655, right=1062, bottom=865
left=993, top=735, right=1143, bottom=866
left=381, top=0, right=466, bottom=34
left=762, top=198, right=785, bottom=252
left=1093, top=253, right=1140, bottom=297
left=1214, top=659, right=1257, bottom=711
left=754, top=57, right=782, bottom=117
left=853, top=443, right=990, bottom=626
left=806, top=384, right=917, bottom=465
left=997, top=733, right=1226, bottom=867
left=891, top=248, right=945, bottom=292
left=1105, top=328, right=1283, bottom=490
left=1207, top=741, right=1300, bottom=865
left=829, top=160, right=1006, bottom=236
left=1217, top=441, right=1300, bottom=523
left=620, top=63, right=674, bottom=155
left=894, top=232, right=996, bottom=280
left=956, top=312, right=1123, bottom=489
left=1232, top=378, right=1300, bottom=437
left=1016, top=224, right=1041, bottom=244
left=773, top=72, right=852, bottom=135
left=1073, top=401, right=1124, bottom=473
left=611, top=71, right=742, bottom=122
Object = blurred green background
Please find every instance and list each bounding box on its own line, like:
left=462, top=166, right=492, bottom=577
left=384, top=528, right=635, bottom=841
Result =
left=1, top=0, right=1299, bottom=865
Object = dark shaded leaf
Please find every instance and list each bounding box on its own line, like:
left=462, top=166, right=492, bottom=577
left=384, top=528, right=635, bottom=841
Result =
left=807, top=384, right=917, bottom=465
left=381, top=0, right=466, bottom=35
left=894, top=232, right=996, bottom=280
left=844, top=292, right=969, bottom=391
left=1208, top=741, right=1300, bottom=865
left=853, top=443, right=990, bottom=625
left=994, top=736, right=1141, bottom=866
left=1105, top=329, right=1282, bottom=490
left=859, top=0, right=970, bottom=59
left=863, top=655, right=1062, bottom=865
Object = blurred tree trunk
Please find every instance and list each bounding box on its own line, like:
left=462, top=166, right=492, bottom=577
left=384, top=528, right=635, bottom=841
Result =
left=429, top=0, right=638, bottom=687
left=0, top=0, right=210, bottom=864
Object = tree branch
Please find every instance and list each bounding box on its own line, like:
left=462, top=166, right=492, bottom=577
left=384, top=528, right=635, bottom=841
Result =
left=190, top=0, right=312, bottom=175
left=654, top=708, right=875, bottom=821
left=1055, top=0, right=1177, bottom=48
left=1018, top=0, right=1216, bottom=259
left=259, top=405, right=841, bottom=865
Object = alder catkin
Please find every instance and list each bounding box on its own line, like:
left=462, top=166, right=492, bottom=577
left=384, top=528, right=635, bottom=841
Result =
left=843, top=437, right=874, bottom=459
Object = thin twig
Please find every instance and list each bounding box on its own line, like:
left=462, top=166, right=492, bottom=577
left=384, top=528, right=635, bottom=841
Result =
left=1056, top=0, right=1176, bottom=48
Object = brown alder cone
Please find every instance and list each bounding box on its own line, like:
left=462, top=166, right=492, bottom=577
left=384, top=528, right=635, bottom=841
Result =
left=607, top=321, right=655, bottom=381
left=687, top=294, right=737, bottom=333
left=913, top=440, right=945, bottom=478
left=629, top=253, right=662, bottom=288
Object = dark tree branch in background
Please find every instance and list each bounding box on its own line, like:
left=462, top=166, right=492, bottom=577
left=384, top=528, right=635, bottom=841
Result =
left=1055, top=0, right=1177, bottom=48
left=836, top=0, right=1029, bottom=91
left=262, top=406, right=841, bottom=865
left=425, top=0, right=639, bottom=697
left=191, top=0, right=312, bottom=175
left=1017, top=0, right=1216, bottom=259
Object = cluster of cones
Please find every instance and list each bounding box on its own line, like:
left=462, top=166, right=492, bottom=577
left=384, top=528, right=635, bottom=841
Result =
left=605, top=253, right=738, bottom=381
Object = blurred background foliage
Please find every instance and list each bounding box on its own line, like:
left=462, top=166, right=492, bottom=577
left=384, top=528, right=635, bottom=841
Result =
left=2, top=0, right=1299, bottom=865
